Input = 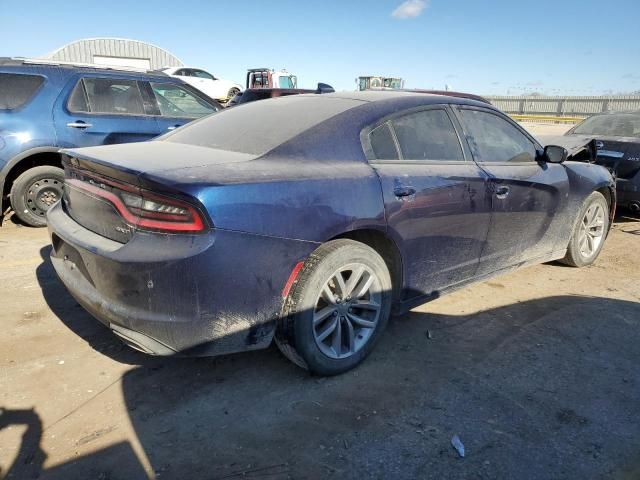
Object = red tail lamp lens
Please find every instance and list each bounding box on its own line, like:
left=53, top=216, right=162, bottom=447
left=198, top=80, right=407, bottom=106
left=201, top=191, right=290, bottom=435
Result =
left=66, top=176, right=206, bottom=233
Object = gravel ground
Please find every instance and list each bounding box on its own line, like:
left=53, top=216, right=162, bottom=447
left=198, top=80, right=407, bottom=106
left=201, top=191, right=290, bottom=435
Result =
left=1, top=127, right=639, bottom=479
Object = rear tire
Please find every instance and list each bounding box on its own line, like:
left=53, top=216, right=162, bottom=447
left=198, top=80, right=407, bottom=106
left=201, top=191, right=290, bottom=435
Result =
left=10, top=166, right=64, bottom=227
left=560, top=191, right=609, bottom=267
left=275, top=239, right=392, bottom=375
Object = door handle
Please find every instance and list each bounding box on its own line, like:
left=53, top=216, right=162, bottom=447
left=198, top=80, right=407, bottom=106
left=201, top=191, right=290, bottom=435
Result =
left=67, top=121, right=92, bottom=129
left=495, top=186, right=510, bottom=199
left=393, top=186, right=416, bottom=198
left=167, top=125, right=182, bottom=131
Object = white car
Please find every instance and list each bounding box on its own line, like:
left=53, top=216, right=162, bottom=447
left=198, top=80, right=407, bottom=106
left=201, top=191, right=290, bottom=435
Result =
left=161, top=67, right=242, bottom=102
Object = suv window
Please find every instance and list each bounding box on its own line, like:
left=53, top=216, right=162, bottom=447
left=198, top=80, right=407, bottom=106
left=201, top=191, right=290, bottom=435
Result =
left=390, top=109, right=463, bottom=160
left=0, top=73, right=45, bottom=110
left=67, top=80, right=89, bottom=112
left=150, top=82, right=218, bottom=118
left=459, top=109, right=537, bottom=163
left=74, top=78, right=145, bottom=115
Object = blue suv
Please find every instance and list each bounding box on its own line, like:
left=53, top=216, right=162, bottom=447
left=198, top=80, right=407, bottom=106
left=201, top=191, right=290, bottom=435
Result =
left=0, top=58, right=221, bottom=227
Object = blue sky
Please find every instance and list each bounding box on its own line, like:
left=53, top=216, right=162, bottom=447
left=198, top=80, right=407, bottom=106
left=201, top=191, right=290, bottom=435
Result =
left=2, top=0, right=639, bottom=95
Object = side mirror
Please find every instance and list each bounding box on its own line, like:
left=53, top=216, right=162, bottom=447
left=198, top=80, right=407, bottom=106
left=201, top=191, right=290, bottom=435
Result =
left=544, top=145, right=568, bottom=163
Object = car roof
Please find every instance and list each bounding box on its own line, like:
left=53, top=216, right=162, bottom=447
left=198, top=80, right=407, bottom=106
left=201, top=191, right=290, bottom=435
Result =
left=300, top=90, right=493, bottom=109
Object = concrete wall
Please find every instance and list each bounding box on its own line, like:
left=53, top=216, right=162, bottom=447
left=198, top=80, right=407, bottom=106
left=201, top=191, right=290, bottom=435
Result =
left=486, top=95, right=640, bottom=117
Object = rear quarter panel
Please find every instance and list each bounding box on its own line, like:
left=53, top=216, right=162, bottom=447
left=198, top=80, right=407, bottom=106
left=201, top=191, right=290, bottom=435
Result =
left=140, top=156, right=387, bottom=242
left=0, top=66, right=66, bottom=171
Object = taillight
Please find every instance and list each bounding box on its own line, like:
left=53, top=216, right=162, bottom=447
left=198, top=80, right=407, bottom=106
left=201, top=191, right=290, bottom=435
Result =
left=65, top=174, right=207, bottom=233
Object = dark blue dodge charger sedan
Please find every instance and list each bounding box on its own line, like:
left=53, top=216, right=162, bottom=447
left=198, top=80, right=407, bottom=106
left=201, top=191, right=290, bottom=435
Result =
left=47, top=91, right=615, bottom=375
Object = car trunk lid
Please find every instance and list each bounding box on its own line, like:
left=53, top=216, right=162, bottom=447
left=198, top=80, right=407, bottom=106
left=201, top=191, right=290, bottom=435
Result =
left=594, top=137, right=640, bottom=179
left=60, top=141, right=256, bottom=243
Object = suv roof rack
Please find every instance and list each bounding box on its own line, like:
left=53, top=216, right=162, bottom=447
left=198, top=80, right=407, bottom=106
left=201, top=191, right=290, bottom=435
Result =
left=2, top=57, right=167, bottom=75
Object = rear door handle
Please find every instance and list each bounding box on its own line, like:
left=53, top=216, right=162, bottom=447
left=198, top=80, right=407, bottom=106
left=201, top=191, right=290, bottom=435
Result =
left=393, top=186, right=416, bottom=198
left=67, top=121, right=92, bottom=129
left=495, top=186, right=510, bottom=199
left=167, top=124, right=182, bottom=131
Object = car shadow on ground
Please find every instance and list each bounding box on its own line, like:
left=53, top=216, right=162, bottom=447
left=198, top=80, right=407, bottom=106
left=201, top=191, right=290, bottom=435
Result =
left=17, top=251, right=640, bottom=480
left=615, top=211, right=640, bottom=235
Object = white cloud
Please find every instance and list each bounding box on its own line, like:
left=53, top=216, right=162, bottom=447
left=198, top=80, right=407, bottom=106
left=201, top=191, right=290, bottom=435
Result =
left=392, top=0, right=429, bottom=19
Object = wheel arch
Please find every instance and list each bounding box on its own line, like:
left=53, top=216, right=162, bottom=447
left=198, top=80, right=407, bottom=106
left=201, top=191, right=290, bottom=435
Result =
left=595, top=184, right=616, bottom=233
left=1, top=148, right=63, bottom=216
left=329, top=228, right=404, bottom=305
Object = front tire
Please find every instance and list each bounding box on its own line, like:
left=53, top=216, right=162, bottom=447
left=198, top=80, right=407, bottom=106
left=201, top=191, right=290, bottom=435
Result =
left=560, top=191, right=609, bottom=267
left=276, top=239, right=392, bottom=375
left=10, top=166, right=64, bottom=227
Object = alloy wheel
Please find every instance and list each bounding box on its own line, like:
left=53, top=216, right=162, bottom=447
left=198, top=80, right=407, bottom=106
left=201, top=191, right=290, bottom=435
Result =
left=312, top=264, right=382, bottom=359
left=578, top=203, right=605, bottom=258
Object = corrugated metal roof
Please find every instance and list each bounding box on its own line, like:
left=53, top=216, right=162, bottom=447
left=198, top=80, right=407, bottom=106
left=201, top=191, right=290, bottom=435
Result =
left=43, top=38, right=183, bottom=69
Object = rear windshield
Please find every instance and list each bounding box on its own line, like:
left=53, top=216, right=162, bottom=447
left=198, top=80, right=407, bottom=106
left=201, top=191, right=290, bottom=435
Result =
left=163, top=95, right=361, bottom=155
left=573, top=113, right=640, bottom=137
left=0, top=73, right=45, bottom=109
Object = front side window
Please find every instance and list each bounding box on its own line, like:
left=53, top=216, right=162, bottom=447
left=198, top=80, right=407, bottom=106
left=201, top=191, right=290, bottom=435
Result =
left=459, top=109, right=536, bottom=163
left=390, top=109, right=463, bottom=161
left=0, top=73, right=45, bottom=110
left=150, top=82, right=219, bottom=118
left=80, top=78, right=145, bottom=115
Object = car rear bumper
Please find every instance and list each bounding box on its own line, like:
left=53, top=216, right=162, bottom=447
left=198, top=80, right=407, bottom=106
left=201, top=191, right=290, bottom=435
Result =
left=617, top=177, right=640, bottom=207
left=47, top=201, right=317, bottom=356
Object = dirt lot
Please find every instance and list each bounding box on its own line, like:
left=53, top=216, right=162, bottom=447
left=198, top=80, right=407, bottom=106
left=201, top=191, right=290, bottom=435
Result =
left=2, top=127, right=640, bottom=479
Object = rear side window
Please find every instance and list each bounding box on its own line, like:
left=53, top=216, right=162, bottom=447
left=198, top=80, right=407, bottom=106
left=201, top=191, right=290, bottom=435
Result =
left=369, top=123, right=399, bottom=160
left=573, top=113, right=640, bottom=137
left=0, top=73, right=44, bottom=110
left=165, top=95, right=361, bottom=155
left=73, top=78, right=145, bottom=115
left=458, top=109, right=537, bottom=163
left=390, top=109, right=463, bottom=160
left=150, top=82, right=218, bottom=118
left=67, top=80, right=89, bottom=112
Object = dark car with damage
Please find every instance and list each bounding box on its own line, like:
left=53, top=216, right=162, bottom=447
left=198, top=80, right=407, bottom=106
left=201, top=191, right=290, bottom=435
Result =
left=47, top=91, right=615, bottom=375
left=564, top=111, right=640, bottom=213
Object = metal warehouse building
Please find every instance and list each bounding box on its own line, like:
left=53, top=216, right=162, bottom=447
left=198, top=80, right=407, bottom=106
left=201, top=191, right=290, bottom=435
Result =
left=42, top=37, right=183, bottom=70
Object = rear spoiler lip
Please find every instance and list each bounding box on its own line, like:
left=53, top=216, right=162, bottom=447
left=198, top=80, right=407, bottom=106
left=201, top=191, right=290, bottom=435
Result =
left=61, top=153, right=213, bottom=230
left=61, top=151, right=197, bottom=201
left=61, top=151, right=143, bottom=187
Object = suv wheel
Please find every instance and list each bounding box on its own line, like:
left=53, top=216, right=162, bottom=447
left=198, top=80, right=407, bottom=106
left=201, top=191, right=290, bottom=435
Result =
left=10, top=165, right=64, bottom=227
